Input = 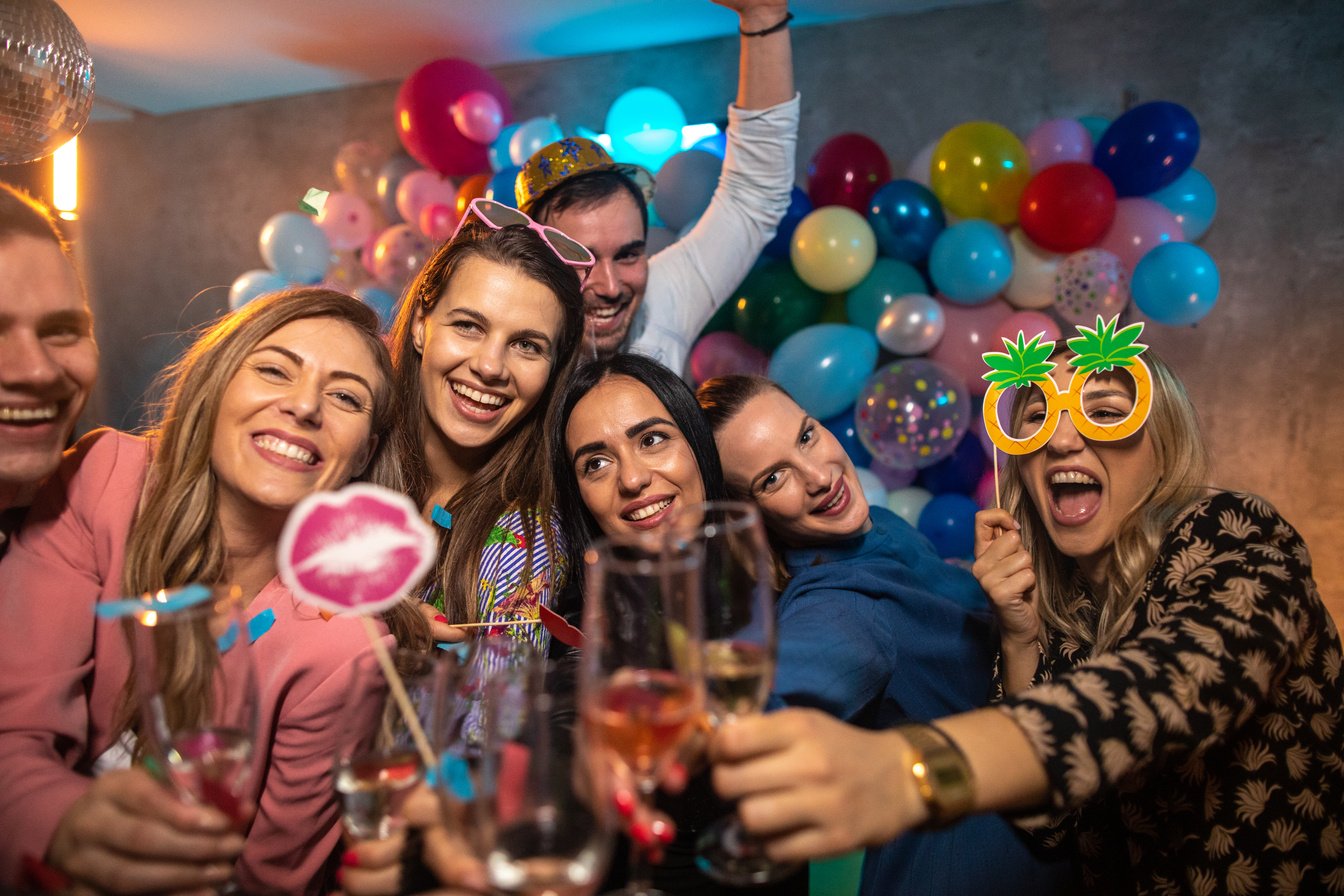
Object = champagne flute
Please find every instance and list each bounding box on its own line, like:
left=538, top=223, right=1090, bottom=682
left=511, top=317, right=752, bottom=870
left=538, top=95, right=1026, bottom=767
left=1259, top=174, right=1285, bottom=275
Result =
left=579, top=536, right=705, bottom=896
left=128, top=584, right=259, bottom=851
left=681, top=501, right=799, bottom=886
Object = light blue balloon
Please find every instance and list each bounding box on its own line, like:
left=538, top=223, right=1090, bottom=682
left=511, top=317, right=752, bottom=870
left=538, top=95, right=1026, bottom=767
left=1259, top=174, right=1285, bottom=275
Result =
left=509, top=117, right=565, bottom=168
left=489, top=123, right=521, bottom=173
left=258, top=212, right=330, bottom=284
left=1146, top=168, right=1217, bottom=241
left=853, top=467, right=888, bottom=510
left=229, top=269, right=288, bottom=311
left=768, top=323, right=878, bottom=420
left=928, top=220, right=1013, bottom=305
left=354, top=285, right=398, bottom=332
left=1077, top=115, right=1111, bottom=146
left=606, top=86, right=686, bottom=172
left=1131, top=241, right=1220, bottom=326
left=845, top=258, right=928, bottom=332
left=487, top=165, right=522, bottom=202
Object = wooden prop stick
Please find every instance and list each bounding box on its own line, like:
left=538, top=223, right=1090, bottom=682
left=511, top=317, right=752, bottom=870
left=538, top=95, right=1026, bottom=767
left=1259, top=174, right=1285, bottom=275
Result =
left=449, top=619, right=542, bottom=629
left=359, top=616, right=437, bottom=769
left=993, top=446, right=1002, bottom=510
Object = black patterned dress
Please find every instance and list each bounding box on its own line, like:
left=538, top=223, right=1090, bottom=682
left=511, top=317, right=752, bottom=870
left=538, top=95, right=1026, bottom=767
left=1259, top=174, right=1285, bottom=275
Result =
left=995, top=491, right=1344, bottom=895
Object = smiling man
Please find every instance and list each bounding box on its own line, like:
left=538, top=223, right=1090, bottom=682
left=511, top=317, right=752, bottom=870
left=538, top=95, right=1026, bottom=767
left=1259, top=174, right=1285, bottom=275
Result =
left=0, top=184, right=98, bottom=557
left=517, top=0, right=798, bottom=372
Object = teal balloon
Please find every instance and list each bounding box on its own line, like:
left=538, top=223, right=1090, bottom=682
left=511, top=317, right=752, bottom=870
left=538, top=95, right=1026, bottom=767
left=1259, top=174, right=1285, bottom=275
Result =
left=353, top=285, right=398, bottom=331
left=487, top=165, right=521, bottom=201
left=606, top=86, right=685, bottom=171
left=768, top=324, right=879, bottom=420
left=845, top=258, right=928, bottom=332
left=1146, top=168, right=1216, bottom=241
left=733, top=260, right=824, bottom=351
left=928, top=220, right=1013, bottom=305
left=1077, top=115, right=1110, bottom=145
left=1131, top=241, right=1219, bottom=326
left=866, top=179, right=946, bottom=263
left=489, top=123, right=520, bottom=172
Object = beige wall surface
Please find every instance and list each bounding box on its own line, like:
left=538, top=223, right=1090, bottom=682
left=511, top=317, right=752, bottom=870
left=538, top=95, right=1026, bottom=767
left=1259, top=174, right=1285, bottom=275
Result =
left=74, top=0, right=1343, bottom=620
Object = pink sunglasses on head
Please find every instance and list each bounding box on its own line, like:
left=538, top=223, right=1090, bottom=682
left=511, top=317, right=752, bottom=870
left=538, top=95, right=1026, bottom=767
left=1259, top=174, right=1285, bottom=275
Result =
left=451, top=198, right=596, bottom=273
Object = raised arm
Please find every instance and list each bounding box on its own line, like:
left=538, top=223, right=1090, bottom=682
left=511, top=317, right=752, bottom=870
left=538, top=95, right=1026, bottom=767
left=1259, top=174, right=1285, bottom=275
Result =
left=715, top=0, right=795, bottom=110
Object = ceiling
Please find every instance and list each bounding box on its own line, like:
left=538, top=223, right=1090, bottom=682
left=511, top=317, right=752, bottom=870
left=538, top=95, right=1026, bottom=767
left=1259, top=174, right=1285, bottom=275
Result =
left=57, top=0, right=982, bottom=121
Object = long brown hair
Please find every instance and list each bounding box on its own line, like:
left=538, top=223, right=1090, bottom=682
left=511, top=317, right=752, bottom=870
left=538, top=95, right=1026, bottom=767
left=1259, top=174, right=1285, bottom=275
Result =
left=379, top=222, right=585, bottom=625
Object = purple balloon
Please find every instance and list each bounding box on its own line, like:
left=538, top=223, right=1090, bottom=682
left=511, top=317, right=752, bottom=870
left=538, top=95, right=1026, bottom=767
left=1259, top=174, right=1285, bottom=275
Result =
left=855, top=358, right=970, bottom=470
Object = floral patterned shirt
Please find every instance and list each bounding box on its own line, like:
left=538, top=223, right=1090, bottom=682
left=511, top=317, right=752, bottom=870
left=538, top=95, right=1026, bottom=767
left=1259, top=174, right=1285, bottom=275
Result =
left=996, top=491, right=1344, bottom=895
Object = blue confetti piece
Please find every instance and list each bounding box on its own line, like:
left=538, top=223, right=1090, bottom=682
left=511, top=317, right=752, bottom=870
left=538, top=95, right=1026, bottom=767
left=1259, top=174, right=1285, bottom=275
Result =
left=95, top=583, right=212, bottom=620
left=216, top=608, right=276, bottom=652
left=431, top=504, right=453, bottom=530
left=217, top=620, right=240, bottom=652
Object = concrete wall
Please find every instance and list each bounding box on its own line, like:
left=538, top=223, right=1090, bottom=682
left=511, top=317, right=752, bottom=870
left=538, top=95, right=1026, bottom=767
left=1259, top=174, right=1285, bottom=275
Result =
left=75, top=0, right=1344, bottom=618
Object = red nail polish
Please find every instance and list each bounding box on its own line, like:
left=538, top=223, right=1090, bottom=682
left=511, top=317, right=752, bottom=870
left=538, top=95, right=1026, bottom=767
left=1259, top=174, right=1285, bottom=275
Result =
left=341, top=849, right=360, bottom=868
left=434, top=614, right=449, bottom=624
left=650, top=818, right=675, bottom=844
left=630, top=821, right=654, bottom=848
left=613, top=789, right=636, bottom=819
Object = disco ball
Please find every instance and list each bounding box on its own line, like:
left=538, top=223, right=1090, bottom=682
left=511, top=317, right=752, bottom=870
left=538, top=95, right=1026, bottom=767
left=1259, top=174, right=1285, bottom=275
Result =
left=0, top=0, right=95, bottom=165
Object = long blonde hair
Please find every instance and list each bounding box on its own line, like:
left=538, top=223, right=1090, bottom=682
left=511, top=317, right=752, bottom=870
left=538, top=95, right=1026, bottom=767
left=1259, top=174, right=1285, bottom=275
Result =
left=1003, top=347, right=1211, bottom=651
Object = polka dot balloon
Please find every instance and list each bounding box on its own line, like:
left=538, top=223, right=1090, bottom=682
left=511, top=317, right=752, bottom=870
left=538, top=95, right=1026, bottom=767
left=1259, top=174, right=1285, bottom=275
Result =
left=855, top=358, right=970, bottom=471
left=1054, top=248, right=1130, bottom=327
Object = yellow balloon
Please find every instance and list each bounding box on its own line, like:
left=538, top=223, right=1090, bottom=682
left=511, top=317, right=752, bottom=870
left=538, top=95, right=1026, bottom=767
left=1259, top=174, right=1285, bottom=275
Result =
left=929, top=121, right=1031, bottom=225
left=790, top=206, right=878, bottom=293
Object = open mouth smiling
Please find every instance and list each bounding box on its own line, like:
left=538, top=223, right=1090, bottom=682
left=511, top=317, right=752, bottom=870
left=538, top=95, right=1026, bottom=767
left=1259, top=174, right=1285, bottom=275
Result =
left=254, top=433, right=318, bottom=466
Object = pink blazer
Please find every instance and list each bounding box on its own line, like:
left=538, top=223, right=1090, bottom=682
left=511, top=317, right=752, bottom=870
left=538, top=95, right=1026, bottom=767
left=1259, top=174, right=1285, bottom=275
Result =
left=0, top=430, right=392, bottom=894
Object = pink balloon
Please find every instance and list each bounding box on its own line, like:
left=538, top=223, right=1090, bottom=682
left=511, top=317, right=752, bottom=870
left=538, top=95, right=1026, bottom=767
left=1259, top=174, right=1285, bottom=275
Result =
left=315, top=192, right=376, bottom=251
left=452, top=90, right=505, bottom=144
left=1094, top=197, right=1183, bottom=274
left=974, top=468, right=997, bottom=510
left=360, top=231, right=381, bottom=278
left=1053, top=249, right=1130, bottom=327
left=993, top=310, right=1061, bottom=348
left=396, top=170, right=458, bottom=234
left=688, top=332, right=768, bottom=386
left=927, top=297, right=1014, bottom=397
left=419, top=202, right=460, bottom=243
left=1024, top=118, right=1093, bottom=171
left=395, top=58, right=512, bottom=176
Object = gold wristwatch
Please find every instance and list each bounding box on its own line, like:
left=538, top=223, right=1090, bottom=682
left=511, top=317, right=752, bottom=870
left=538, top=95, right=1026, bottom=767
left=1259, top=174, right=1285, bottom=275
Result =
left=894, top=722, right=975, bottom=828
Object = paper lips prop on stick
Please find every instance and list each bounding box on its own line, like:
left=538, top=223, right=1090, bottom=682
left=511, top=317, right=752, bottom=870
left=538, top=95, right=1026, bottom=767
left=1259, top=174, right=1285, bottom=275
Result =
left=279, top=483, right=436, bottom=616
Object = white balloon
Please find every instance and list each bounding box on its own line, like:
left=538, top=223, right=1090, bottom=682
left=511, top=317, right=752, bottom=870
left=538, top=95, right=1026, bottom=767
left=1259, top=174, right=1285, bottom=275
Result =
left=1004, top=227, right=1062, bottom=310
left=875, top=293, right=945, bottom=355
left=887, top=486, right=933, bottom=528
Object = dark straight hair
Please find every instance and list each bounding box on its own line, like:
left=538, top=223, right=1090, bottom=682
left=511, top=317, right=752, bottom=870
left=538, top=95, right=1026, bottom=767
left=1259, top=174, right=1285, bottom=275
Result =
left=526, top=169, right=650, bottom=236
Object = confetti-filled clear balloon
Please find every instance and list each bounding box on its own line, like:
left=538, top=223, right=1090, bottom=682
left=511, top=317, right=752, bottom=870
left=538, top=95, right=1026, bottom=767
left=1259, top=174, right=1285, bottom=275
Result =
left=855, top=359, right=970, bottom=471
left=0, top=0, right=95, bottom=164
left=1053, top=248, right=1130, bottom=327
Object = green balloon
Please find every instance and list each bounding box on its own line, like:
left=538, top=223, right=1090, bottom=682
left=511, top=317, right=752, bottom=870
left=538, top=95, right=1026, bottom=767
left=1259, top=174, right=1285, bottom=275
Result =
left=733, top=259, right=824, bottom=351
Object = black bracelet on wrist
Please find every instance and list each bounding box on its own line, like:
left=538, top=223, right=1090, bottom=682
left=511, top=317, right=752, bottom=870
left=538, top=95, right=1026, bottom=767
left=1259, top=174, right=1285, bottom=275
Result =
left=740, top=10, right=793, bottom=37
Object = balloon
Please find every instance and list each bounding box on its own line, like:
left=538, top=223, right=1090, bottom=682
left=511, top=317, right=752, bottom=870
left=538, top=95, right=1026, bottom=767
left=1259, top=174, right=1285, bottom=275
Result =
left=790, top=206, right=878, bottom=293
left=917, top=493, right=979, bottom=559
left=1004, top=228, right=1062, bottom=310
left=395, top=58, right=511, bottom=176
left=396, top=170, right=458, bottom=233
left=452, top=89, right=504, bottom=144
left=927, top=298, right=1013, bottom=397
left=1093, top=101, right=1200, bottom=196
left=323, top=249, right=363, bottom=288
left=371, top=224, right=433, bottom=289
left=654, top=149, right=722, bottom=232
left=1130, top=242, right=1220, bottom=326
left=993, top=310, right=1061, bottom=349
left=733, top=260, right=825, bottom=351
left=768, top=324, right=879, bottom=420
left=876, top=293, right=944, bottom=355
left=855, top=358, right=970, bottom=470
left=688, top=331, right=768, bottom=386
left=259, top=212, right=330, bottom=284
left=807, top=132, right=892, bottom=213
left=489, top=123, right=521, bottom=173
left=854, top=467, right=888, bottom=511
left=508, top=116, right=565, bottom=167
left=455, top=173, right=491, bottom=218
left=1095, top=197, right=1183, bottom=274
left=375, top=153, right=421, bottom=224
left=606, top=87, right=685, bottom=170
left=928, top=220, right=1013, bottom=304
left=1146, top=168, right=1217, bottom=241
left=487, top=165, right=521, bottom=202
left=870, top=457, right=918, bottom=492
left=692, top=130, right=727, bottom=158
left=763, top=187, right=814, bottom=258
left=1077, top=115, right=1110, bottom=145
left=822, top=408, right=874, bottom=468
left=419, top=202, right=460, bottom=243
left=1054, top=249, right=1130, bottom=326
left=1016, top=162, right=1116, bottom=253
left=314, top=192, right=376, bottom=252
left=334, top=141, right=388, bottom=201
left=229, top=269, right=288, bottom=311
left=974, top=468, right=997, bottom=511
left=845, top=258, right=928, bottom=332
left=887, top=486, right=933, bottom=528
left=867, top=179, right=946, bottom=264
left=904, top=140, right=937, bottom=188
left=1024, top=118, right=1093, bottom=171
left=917, top=433, right=986, bottom=496
left=353, top=285, right=398, bottom=332
left=646, top=226, right=678, bottom=255
left=929, top=121, right=1031, bottom=224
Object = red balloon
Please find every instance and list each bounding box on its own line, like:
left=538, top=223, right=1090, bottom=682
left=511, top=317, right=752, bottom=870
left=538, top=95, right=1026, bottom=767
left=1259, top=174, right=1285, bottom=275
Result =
left=807, top=133, right=892, bottom=213
left=1017, top=162, right=1116, bottom=254
left=395, top=58, right=513, bottom=177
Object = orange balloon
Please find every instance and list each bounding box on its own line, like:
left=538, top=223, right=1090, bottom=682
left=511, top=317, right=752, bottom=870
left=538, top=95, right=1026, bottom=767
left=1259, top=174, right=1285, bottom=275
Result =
left=455, top=173, right=491, bottom=217
left=929, top=121, right=1031, bottom=225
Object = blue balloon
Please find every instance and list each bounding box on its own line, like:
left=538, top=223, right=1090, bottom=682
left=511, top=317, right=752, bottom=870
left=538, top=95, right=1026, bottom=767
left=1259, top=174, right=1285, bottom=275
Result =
left=228, top=269, right=288, bottom=311
left=917, top=493, right=979, bottom=560
left=354, top=285, right=398, bottom=332
left=487, top=165, right=522, bottom=202
left=867, top=179, right=946, bottom=264
left=1130, top=241, right=1220, bottom=326
left=845, top=258, right=929, bottom=332
left=1146, top=168, right=1217, bottom=241
left=489, top=123, right=521, bottom=173
left=763, top=186, right=813, bottom=259
left=258, top=212, right=330, bottom=284
left=917, top=432, right=985, bottom=496
left=606, top=87, right=685, bottom=171
left=928, top=220, right=1013, bottom=304
left=692, top=130, right=727, bottom=159
left=1093, top=101, right=1200, bottom=197
left=822, top=407, right=873, bottom=468
left=768, top=324, right=879, bottom=420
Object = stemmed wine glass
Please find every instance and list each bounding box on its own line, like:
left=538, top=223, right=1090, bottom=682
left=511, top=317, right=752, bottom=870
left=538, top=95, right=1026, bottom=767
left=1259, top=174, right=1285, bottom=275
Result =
left=680, top=501, right=798, bottom=886
left=579, top=535, right=705, bottom=896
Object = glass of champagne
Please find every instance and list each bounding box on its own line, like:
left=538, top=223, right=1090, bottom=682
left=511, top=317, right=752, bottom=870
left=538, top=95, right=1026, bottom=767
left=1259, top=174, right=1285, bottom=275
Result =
left=681, top=501, right=798, bottom=886
left=579, top=535, right=705, bottom=896
left=128, top=584, right=260, bottom=835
